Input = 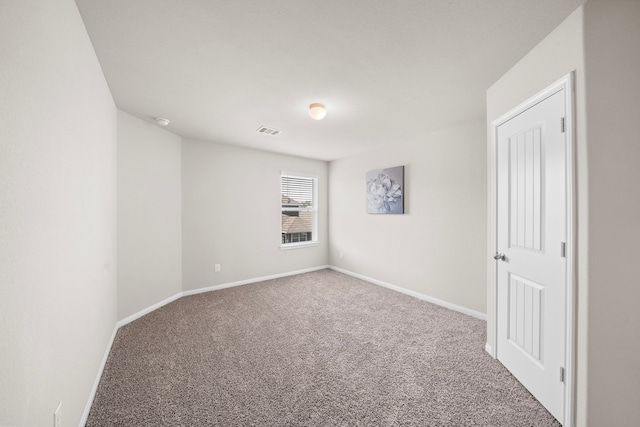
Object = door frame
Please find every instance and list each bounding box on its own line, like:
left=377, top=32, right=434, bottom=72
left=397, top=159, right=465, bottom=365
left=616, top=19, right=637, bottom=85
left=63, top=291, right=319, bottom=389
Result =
left=488, top=73, right=575, bottom=427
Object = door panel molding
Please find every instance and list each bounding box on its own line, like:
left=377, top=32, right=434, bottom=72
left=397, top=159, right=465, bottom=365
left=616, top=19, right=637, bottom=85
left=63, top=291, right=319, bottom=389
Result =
left=489, top=73, right=575, bottom=427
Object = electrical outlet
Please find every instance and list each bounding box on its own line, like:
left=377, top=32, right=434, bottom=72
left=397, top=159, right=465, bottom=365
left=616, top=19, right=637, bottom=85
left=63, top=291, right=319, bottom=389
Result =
left=339, top=252, right=344, bottom=259
left=54, top=401, right=62, bottom=427
left=214, top=264, right=221, bottom=273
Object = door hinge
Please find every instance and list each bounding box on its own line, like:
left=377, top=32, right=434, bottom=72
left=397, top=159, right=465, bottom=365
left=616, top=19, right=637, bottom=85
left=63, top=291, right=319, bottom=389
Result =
left=561, top=117, right=566, bottom=133
left=560, top=367, right=566, bottom=383
left=561, top=242, right=566, bottom=258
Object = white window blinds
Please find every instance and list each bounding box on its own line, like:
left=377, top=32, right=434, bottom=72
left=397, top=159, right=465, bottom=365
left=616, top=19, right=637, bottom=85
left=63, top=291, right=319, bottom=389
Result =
left=281, top=174, right=318, bottom=246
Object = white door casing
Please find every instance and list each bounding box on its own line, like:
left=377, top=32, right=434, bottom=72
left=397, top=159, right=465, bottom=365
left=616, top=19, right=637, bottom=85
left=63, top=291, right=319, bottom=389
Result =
left=490, top=74, right=574, bottom=426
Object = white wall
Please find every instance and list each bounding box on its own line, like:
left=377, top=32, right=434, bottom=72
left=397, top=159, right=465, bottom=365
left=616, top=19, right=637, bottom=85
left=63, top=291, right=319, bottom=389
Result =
left=182, top=140, right=328, bottom=290
left=488, top=1, right=640, bottom=424
left=117, top=111, right=182, bottom=320
left=329, top=119, right=487, bottom=314
left=0, top=1, right=117, bottom=425
left=582, top=1, right=640, bottom=424
left=486, top=6, right=588, bottom=423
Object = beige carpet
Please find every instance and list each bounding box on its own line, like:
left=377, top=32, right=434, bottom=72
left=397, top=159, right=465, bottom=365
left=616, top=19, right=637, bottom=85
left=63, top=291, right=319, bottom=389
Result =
left=86, top=269, right=560, bottom=426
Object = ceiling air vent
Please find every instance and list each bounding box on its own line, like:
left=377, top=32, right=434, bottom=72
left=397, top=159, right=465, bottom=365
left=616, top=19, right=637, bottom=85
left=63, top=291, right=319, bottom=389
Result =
left=256, top=126, right=283, bottom=136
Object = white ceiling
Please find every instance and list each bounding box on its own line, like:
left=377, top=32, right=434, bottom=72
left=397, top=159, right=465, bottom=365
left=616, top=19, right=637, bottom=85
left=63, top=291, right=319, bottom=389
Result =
left=76, top=0, right=585, bottom=161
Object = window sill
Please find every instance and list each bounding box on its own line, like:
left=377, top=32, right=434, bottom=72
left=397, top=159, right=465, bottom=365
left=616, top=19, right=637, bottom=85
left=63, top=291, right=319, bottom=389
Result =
left=280, top=241, right=319, bottom=250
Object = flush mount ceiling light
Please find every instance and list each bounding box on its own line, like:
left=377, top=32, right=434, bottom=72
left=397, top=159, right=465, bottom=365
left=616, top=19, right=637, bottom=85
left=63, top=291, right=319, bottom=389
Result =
left=308, top=103, right=327, bottom=120
left=155, top=117, right=170, bottom=126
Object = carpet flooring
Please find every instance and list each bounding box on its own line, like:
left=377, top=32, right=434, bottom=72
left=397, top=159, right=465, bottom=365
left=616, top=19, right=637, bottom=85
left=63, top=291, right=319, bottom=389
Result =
left=86, top=269, right=561, bottom=426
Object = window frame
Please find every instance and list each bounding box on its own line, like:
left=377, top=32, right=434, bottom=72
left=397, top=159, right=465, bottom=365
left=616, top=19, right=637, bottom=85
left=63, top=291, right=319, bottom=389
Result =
left=280, top=172, right=318, bottom=250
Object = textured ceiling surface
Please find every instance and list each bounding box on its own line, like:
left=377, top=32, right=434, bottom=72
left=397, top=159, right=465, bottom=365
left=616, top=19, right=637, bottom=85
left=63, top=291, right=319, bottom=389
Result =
left=76, top=0, right=584, bottom=161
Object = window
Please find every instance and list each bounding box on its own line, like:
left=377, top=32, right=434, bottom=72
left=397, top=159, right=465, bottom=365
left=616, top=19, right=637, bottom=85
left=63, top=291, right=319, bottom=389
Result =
left=281, top=173, right=318, bottom=248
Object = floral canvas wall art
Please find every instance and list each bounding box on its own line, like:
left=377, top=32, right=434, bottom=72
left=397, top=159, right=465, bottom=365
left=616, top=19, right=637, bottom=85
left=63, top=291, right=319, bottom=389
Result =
left=366, top=166, right=404, bottom=214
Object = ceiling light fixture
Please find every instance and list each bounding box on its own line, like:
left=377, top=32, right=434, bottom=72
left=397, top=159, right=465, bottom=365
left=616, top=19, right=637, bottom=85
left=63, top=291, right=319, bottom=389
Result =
left=308, top=103, right=327, bottom=120
left=155, top=117, right=170, bottom=126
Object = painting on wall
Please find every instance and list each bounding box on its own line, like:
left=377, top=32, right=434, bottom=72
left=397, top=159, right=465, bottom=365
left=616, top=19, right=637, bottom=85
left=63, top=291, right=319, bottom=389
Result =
left=366, top=165, right=404, bottom=214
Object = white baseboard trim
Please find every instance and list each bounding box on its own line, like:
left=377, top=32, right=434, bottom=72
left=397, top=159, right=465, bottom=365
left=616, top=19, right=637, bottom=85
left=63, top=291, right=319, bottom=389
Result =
left=329, top=266, right=487, bottom=321
left=116, top=292, right=183, bottom=329
left=485, top=342, right=495, bottom=357
left=118, top=266, right=331, bottom=329
left=182, top=265, right=331, bottom=297
left=79, top=324, right=118, bottom=427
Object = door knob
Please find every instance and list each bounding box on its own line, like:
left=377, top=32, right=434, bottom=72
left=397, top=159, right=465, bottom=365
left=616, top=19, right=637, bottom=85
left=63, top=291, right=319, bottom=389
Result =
left=493, top=252, right=506, bottom=261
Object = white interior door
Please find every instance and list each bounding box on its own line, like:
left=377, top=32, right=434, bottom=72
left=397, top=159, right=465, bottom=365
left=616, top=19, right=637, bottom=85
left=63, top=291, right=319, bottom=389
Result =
left=495, top=88, right=567, bottom=422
